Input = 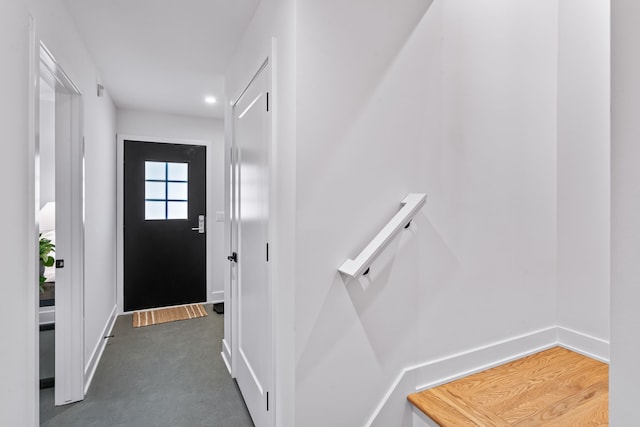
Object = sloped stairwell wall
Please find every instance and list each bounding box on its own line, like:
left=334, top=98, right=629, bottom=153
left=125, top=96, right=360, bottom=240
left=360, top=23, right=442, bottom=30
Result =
left=295, top=0, right=559, bottom=425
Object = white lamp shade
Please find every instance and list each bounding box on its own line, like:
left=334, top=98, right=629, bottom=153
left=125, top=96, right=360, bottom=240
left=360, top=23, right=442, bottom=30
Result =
left=40, top=202, right=56, bottom=232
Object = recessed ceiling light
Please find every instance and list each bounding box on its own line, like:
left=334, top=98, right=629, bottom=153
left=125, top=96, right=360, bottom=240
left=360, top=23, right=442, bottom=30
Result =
left=204, top=96, right=217, bottom=104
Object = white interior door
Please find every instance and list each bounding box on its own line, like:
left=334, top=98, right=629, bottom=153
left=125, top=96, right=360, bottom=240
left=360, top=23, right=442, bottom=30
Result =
left=232, top=61, right=272, bottom=427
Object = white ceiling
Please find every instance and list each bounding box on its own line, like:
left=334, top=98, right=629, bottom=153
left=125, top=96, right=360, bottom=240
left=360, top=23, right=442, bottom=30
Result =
left=62, top=0, right=261, bottom=119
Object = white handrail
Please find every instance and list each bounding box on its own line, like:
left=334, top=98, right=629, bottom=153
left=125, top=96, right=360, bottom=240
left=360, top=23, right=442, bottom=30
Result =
left=338, top=193, right=427, bottom=279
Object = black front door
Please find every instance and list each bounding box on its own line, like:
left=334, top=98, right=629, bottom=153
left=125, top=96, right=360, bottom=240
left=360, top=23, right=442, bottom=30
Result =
left=124, top=140, right=206, bottom=311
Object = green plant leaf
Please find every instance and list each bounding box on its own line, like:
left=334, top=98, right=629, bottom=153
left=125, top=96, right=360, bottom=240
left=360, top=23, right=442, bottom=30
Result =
left=38, top=234, right=55, bottom=289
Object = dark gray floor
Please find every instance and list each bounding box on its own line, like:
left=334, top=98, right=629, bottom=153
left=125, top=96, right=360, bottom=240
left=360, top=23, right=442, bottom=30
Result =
left=40, top=328, right=55, bottom=379
left=40, top=305, right=254, bottom=427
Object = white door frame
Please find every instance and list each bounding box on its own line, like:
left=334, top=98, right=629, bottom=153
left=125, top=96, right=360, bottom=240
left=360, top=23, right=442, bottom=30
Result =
left=227, top=43, right=277, bottom=427
left=38, top=42, right=86, bottom=406
left=28, top=15, right=39, bottom=426
left=116, top=135, right=215, bottom=314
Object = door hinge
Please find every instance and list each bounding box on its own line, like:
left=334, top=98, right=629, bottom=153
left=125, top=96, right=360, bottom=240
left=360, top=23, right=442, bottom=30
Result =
left=266, top=92, right=269, bottom=112
left=266, top=243, right=269, bottom=262
left=266, top=391, right=269, bottom=411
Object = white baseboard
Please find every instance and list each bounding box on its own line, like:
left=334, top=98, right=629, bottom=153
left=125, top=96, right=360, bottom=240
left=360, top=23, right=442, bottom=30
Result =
left=368, top=327, right=561, bottom=427
left=557, top=326, right=609, bottom=363
left=210, top=291, right=224, bottom=304
left=84, top=304, right=117, bottom=394
left=221, top=338, right=232, bottom=375
left=368, top=326, right=611, bottom=427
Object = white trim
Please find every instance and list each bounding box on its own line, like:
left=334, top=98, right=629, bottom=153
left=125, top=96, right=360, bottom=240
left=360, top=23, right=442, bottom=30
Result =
left=28, top=14, right=39, bottom=427
left=211, top=290, right=224, bottom=304
left=116, top=135, right=124, bottom=313
left=268, top=40, right=279, bottom=427
left=557, top=326, right=610, bottom=363
left=222, top=338, right=232, bottom=375
left=366, top=326, right=610, bottom=426
left=415, top=328, right=558, bottom=391
left=222, top=351, right=232, bottom=375
left=84, top=304, right=117, bottom=394
left=39, top=41, right=86, bottom=407
left=116, top=134, right=213, bottom=314
left=367, top=327, right=558, bottom=427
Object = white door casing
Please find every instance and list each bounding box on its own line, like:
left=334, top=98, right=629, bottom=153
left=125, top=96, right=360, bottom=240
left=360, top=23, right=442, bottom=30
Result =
left=231, top=58, right=273, bottom=427
left=39, top=43, right=85, bottom=406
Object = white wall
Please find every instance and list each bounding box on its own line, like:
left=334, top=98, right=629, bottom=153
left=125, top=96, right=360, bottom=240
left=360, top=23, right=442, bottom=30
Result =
left=2, top=0, right=117, bottom=421
left=118, top=108, right=224, bottom=143
left=117, top=108, right=226, bottom=301
left=24, top=0, right=119, bottom=381
left=39, top=80, right=56, bottom=208
left=611, top=1, right=640, bottom=424
left=224, top=0, right=296, bottom=424
left=556, top=0, right=610, bottom=350
left=0, top=2, right=37, bottom=425
left=295, top=0, right=558, bottom=425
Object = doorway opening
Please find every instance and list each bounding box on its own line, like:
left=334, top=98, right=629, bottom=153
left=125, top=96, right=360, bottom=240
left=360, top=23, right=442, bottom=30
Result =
left=37, top=42, right=85, bottom=412
left=123, top=140, right=207, bottom=311
left=117, top=136, right=216, bottom=315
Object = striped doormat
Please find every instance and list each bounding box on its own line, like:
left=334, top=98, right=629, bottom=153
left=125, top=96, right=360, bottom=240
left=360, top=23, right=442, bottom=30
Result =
left=132, top=304, right=208, bottom=328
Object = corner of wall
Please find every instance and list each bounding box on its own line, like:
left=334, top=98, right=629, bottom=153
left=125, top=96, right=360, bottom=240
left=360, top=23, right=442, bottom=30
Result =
left=367, top=325, right=610, bottom=426
left=557, top=326, right=610, bottom=363
left=368, top=328, right=557, bottom=427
